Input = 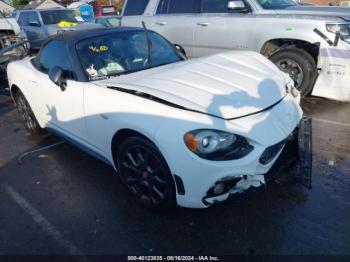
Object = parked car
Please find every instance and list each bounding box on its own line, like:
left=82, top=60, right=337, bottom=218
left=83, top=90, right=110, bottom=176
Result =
left=94, top=15, right=121, bottom=27
left=0, top=11, right=28, bottom=84
left=94, top=5, right=118, bottom=17
left=120, top=0, right=350, bottom=101
left=12, top=8, right=102, bottom=50
left=7, top=28, right=303, bottom=209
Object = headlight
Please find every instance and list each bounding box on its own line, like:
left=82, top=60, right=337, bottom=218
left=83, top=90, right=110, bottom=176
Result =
left=326, top=23, right=350, bottom=44
left=184, top=129, right=253, bottom=161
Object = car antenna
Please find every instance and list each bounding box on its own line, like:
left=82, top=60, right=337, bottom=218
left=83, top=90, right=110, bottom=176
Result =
left=142, top=21, right=152, bottom=67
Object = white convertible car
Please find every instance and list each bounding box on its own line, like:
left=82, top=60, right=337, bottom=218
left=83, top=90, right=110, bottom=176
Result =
left=7, top=28, right=303, bottom=209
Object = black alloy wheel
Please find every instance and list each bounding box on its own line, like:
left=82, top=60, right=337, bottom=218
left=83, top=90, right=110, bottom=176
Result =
left=269, top=47, right=317, bottom=97
left=117, top=136, right=176, bottom=209
left=15, top=90, right=43, bottom=135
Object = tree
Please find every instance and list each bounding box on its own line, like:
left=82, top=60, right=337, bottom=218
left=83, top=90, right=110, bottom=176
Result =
left=12, top=0, right=29, bottom=9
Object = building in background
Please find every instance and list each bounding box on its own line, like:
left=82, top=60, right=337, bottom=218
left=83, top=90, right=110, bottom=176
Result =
left=23, top=0, right=63, bottom=9
left=339, top=0, right=350, bottom=5
left=0, top=0, right=14, bottom=15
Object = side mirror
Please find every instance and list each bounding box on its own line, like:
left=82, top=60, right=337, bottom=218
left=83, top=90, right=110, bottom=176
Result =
left=29, top=21, right=41, bottom=27
left=174, top=44, right=187, bottom=58
left=49, top=66, right=67, bottom=91
left=228, top=0, right=247, bottom=11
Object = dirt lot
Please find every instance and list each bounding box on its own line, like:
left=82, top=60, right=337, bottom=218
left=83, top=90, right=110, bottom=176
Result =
left=0, top=92, right=349, bottom=255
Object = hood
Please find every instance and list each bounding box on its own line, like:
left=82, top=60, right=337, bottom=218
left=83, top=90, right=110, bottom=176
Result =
left=276, top=6, right=350, bottom=21
left=96, top=52, right=288, bottom=119
left=0, top=18, right=21, bottom=34
left=46, top=22, right=103, bottom=34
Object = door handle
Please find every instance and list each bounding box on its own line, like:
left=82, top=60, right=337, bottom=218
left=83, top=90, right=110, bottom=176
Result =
left=197, top=22, right=210, bottom=27
left=155, top=21, right=167, bottom=26
left=30, top=80, right=38, bottom=85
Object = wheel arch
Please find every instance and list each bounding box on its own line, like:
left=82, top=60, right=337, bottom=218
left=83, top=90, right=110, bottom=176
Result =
left=110, top=128, right=158, bottom=169
left=10, top=84, right=20, bottom=103
left=260, top=38, right=320, bottom=64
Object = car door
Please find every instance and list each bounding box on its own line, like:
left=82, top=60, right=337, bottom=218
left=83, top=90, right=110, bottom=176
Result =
left=193, top=0, right=256, bottom=57
left=31, top=40, right=87, bottom=141
left=149, top=0, right=200, bottom=58
left=18, top=11, right=44, bottom=49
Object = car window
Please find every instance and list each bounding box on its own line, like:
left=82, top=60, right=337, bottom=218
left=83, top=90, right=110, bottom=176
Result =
left=40, top=10, right=79, bottom=24
left=124, top=0, right=149, bottom=16
left=18, top=12, right=30, bottom=26
left=76, top=31, right=183, bottom=81
left=18, top=12, right=40, bottom=26
left=167, top=0, right=200, bottom=14
left=256, top=0, right=297, bottom=9
left=96, top=19, right=108, bottom=27
left=201, top=0, right=238, bottom=13
left=39, top=41, right=71, bottom=73
left=106, top=17, right=120, bottom=27
left=0, top=12, right=5, bottom=18
left=156, top=0, right=169, bottom=14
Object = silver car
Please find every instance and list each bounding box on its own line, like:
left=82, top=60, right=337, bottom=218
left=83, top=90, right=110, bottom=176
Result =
left=13, top=8, right=102, bottom=50
left=121, top=0, right=350, bottom=100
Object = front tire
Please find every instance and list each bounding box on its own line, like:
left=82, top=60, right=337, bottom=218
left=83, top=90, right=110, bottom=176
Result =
left=269, top=47, right=317, bottom=97
left=116, top=136, right=176, bottom=210
left=15, top=90, right=44, bottom=135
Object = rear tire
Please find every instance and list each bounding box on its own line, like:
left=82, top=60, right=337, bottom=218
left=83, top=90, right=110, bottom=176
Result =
left=116, top=136, right=176, bottom=210
left=15, top=90, right=44, bottom=135
left=269, top=47, right=317, bottom=97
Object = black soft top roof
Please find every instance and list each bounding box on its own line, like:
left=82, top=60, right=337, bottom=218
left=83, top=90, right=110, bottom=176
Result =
left=47, top=27, right=145, bottom=44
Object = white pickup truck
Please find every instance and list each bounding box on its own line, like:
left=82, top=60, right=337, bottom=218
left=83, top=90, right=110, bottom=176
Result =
left=120, top=0, right=350, bottom=101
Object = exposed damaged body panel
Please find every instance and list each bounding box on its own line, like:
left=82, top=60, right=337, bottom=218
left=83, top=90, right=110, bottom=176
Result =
left=0, top=18, right=28, bottom=85
left=0, top=34, right=28, bottom=83
left=97, top=52, right=292, bottom=120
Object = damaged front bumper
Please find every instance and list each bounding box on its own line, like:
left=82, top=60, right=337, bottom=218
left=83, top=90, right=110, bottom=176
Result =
left=202, top=116, right=313, bottom=206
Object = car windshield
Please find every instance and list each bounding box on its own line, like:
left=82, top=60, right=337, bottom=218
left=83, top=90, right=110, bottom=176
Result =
left=40, top=10, right=80, bottom=24
left=106, top=17, right=120, bottom=27
left=256, top=0, right=298, bottom=9
left=76, top=31, right=183, bottom=81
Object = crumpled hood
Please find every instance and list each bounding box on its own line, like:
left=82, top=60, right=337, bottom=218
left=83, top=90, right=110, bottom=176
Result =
left=97, top=52, right=289, bottom=119
left=276, top=6, right=350, bottom=21
left=0, top=18, right=21, bottom=34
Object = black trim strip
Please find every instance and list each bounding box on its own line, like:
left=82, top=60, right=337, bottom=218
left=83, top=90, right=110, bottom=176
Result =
left=313, top=28, right=333, bottom=46
left=334, top=31, right=340, bottom=47
left=107, top=86, right=285, bottom=121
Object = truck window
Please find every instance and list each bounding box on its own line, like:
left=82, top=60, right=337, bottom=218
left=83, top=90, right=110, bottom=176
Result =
left=18, top=12, right=40, bottom=26
left=156, top=0, right=169, bottom=14
left=167, top=0, right=200, bottom=14
left=201, top=0, right=249, bottom=13
left=18, top=12, right=30, bottom=26
left=124, top=0, right=150, bottom=16
left=157, top=0, right=200, bottom=14
left=202, top=0, right=230, bottom=13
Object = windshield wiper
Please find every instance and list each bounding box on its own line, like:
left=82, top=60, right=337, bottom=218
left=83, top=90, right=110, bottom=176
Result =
left=142, top=21, right=152, bottom=67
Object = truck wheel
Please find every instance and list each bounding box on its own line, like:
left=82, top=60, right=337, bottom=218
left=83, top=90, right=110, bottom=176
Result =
left=116, top=136, right=176, bottom=210
left=15, top=90, right=44, bottom=135
left=269, top=47, right=317, bottom=97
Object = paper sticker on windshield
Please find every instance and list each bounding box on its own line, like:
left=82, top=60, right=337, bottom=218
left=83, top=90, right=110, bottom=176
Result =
left=57, top=21, right=77, bottom=28
left=75, top=16, right=84, bottom=22
left=89, top=45, right=109, bottom=53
